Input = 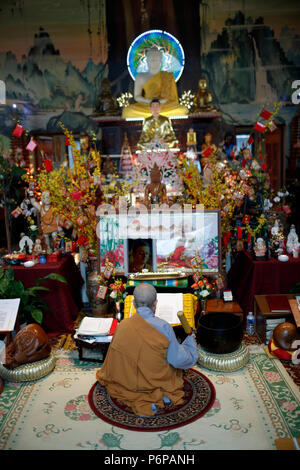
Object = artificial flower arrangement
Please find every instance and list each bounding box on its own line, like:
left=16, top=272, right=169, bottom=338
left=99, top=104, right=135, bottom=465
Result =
left=109, top=278, right=127, bottom=303
left=96, top=259, right=127, bottom=304
left=190, top=255, right=215, bottom=300
left=191, top=277, right=215, bottom=300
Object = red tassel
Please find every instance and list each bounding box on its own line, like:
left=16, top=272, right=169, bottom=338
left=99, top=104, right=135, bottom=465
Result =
left=237, top=227, right=243, bottom=239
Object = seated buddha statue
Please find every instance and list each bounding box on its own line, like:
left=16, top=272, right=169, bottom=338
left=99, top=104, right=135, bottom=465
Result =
left=122, top=47, right=188, bottom=119
left=137, top=99, right=179, bottom=150
left=193, top=77, right=216, bottom=113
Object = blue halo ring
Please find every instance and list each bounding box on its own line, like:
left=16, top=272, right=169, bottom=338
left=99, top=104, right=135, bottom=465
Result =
left=127, top=29, right=185, bottom=82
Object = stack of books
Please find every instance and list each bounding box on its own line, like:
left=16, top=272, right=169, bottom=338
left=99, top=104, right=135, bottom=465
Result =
left=74, top=317, right=118, bottom=344
left=266, top=295, right=291, bottom=314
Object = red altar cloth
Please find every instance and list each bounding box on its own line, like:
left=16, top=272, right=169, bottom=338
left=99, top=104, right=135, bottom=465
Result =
left=227, top=250, right=300, bottom=319
left=12, top=255, right=83, bottom=338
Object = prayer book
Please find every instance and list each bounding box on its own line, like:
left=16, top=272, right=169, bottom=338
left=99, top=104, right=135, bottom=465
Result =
left=0, top=299, right=20, bottom=332
left=77, top=317, right=117, bottom=337
left=155, top=293, right=184, bottom=324
left=266, top=295, right=291, bottom=313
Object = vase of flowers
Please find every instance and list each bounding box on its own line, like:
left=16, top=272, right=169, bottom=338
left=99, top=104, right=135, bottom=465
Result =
left=191, top=277, right=215, bottom=314
left=109, top=279, right=127, bottom=321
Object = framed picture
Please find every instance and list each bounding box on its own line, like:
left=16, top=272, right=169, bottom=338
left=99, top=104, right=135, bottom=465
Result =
left=103, top=263, right=114, bottom=280
left=124, top=239, right=156, bottom=275
left=155, top=210, right=221, bottom=274
left=96, top=285, right=108, bottom=300
left=97, top=209, right=221, bottom=275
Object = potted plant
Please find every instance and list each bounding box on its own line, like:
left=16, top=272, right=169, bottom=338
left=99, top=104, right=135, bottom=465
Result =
left=0, top=265, right=67, bottom=325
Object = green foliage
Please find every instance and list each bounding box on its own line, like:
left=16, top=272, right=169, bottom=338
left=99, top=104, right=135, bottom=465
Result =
left=0, top=265, right=67, bottom=325
left=0, top=155, right=26, bottom=201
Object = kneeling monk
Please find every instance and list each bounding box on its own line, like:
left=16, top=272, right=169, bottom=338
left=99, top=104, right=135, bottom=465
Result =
left=96, top=283, right=198, bottom=416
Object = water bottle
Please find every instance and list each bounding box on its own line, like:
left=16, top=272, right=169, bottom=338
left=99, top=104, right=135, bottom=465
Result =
left=246, top=311, right=255, bottom=335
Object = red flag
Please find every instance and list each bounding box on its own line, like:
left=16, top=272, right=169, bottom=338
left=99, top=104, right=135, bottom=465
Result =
left=26, top=139, right=37, bottom=152
left=254, top=121, right=266, bottom=133
left=202, top=146, right=213, bottom=157
left=237, top=227, right=243, bottom=239
left=248, top=135, right=254, bottom=145
left=260, top=109, right=272, bottom=120
left=44, top=159, right=53, bottom=172
left=12, top=124, right=24, bottom=138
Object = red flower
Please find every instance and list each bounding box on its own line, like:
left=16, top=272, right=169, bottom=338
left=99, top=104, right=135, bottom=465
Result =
left=261, top=162, right=268, bottom=171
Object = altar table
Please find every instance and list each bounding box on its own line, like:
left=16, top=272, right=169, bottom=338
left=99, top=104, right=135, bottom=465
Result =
left=12, top=255, right=83, bottom=338
left=227, top=250, right=300, bottom=320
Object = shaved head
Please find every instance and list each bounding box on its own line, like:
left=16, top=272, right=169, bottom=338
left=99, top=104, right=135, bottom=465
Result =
left=133, top=283, right=157, bottom=309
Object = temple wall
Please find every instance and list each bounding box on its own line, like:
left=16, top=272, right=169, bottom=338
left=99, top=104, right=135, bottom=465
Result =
left=0, top=0, right=299, bottom=154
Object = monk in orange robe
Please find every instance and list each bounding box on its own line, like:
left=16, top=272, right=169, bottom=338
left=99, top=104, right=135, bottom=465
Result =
left=96, top=284, right=198, bottom=416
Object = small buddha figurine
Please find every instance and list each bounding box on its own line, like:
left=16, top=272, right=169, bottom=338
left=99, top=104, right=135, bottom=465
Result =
left=137, top=99, right=179, bottom=151
left=144, top=164, right=168, bottom=208
left=286, top=224, right=300, bottom=255
left=33, top=237, right=43, bottom=255
left=201, top=133, right=216, bottom=186
left=122, top=47, right=188, bottom=119
left=193, top=77, right=216, bottom=112
left=254, top=237, right=267, bottom=260
left=94, top=78, right=119, bottom=115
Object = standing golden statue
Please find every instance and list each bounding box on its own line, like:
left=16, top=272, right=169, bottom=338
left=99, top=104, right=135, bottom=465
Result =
left=122, top=47, right=188, bottom=118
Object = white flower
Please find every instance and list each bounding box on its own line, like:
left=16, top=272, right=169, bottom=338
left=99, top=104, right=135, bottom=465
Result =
left=277, top=191, right=283, bottom=197
left=284, top=191, right=289, bottom=196
left=110, top=291, right=117, bottom=299
left=274, top=196, right=280, bottom=203
left=200, top=289, right=210, bottom=298
left=29, top=225, right=37, bottom=231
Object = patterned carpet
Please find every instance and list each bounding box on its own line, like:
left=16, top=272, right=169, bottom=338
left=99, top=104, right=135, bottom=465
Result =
left=0, top=349, right=299, bottom=450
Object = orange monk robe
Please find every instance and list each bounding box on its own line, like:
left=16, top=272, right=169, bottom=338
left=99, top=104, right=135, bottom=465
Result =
left=96, top=313, right=184, bottom=417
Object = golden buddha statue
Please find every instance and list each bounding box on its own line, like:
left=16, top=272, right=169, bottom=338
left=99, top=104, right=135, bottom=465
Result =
left=122, top=47, right=188, bottom=119
left=144, top=163, right=168, bottom=207
left=137, top=99, right=179, bottom=150
left=193, top=77, right=216, bottom=113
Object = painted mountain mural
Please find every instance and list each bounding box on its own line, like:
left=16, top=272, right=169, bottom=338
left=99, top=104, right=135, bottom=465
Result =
left=201, top=11, right=300, bottom=105
left=1, top=27, right=108, bottom=111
